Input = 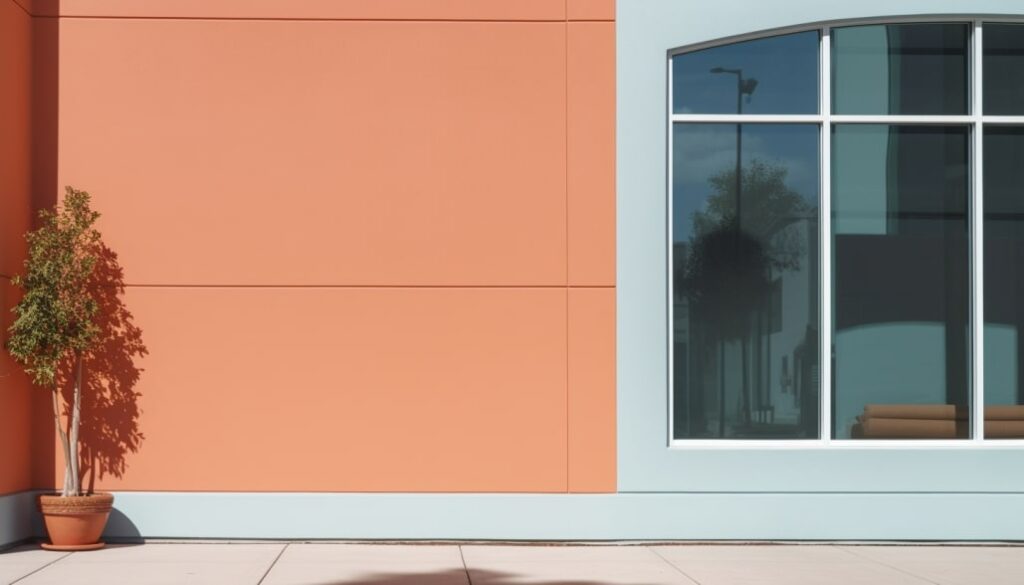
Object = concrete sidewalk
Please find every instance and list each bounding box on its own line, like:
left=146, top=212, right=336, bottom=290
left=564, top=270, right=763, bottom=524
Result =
left=2, top=542, right=1022, bottom=585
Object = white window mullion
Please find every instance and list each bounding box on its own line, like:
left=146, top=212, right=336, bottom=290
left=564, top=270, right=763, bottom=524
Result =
left=821, top=27, right=833, bottom=444
left=669, top=114, right=823, bottom=124
left=667, top=56, right=676, bottom=445
left=980, top=116, right=1024, bottom=124
left=972, top=20, right=986, bottom=442
left=829, top=115, right=975, bottom=124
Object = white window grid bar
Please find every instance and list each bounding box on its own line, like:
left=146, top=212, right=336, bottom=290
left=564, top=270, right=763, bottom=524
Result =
left=667, top=18, right=1024, bottom=448
left=820, top=25, right=832, bottom=445
left=669, top=442, right=1024, bottom=451
left=666, top=54, right=677, bottom=445
left=972, top=19, right=985, bottom=443
left=671, top=115, right=1024, bottom=125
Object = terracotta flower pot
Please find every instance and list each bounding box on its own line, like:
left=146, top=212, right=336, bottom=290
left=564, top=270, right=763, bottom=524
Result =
left=38, top=493, right=114, bottom=551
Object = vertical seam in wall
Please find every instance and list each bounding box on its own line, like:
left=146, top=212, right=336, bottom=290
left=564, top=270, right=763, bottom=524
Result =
left=564, top=0, right=571, bottom=494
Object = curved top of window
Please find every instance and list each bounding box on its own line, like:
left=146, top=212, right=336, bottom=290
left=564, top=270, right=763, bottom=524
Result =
left=672, top=30, right=819, bottom=115
left=832, top=23, right=968, bottom=115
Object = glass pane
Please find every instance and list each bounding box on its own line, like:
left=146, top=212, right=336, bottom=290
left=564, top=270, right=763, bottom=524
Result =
left=984, top=24, right=1024, bottom=115
left=673, top=123, right=820, bottom=439
left=832, top=24, right=968, bottom=115
left=983, top=127, right=1024, bottom=438
left=832, top=125, right=970, bottom=439
left=672, top=31, right=819, bottom=115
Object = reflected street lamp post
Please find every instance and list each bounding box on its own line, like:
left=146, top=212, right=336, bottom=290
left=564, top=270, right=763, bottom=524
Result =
left=709, top=66, right=758, bottom=435
left=709, top=67, right=758, bottom=228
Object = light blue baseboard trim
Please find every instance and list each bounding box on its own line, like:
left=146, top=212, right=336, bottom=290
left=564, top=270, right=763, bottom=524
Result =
left=102, top=492, right=1024, bottom=541
left=0, top=491, right=36, bottom=548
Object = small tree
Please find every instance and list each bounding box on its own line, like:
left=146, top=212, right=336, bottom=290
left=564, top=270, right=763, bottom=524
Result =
left=7, top=187, right=102, bottom=497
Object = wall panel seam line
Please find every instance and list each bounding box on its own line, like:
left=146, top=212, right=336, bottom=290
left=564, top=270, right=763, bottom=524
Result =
left=615, top=490, right=1024, bottom=495
left=36, top=490, right=594, bottom=495
left=116, top=284, right=617, bottom=289
left=16, top=489, right=1024, bottom=496
left=564, top=0, right=571, bottom=494
left=31, top=15, right=573, bottom=23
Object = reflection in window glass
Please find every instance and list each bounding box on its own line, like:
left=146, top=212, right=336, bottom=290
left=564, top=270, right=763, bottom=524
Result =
left=832, top=125, right=970, bottom=439
left=672, top=31, right=819, bottom=115
left=672, top=124, right=819, bottom=439
left=832, top=24, right=968, bottom=115
left=983, top=127, right=1024, bottom=438
left=984, top=24, right=1024, bottom=115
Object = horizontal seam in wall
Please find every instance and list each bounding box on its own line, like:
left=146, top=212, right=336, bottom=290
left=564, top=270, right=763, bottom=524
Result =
left=37, top=489, right=595, bottom=495
left=617, top=491, right=1024, bottom=496
left=31, top=15, right=578, bottom=23
left=118, top=284, right=617, bottom=289
left=18, top=490, right=1024, bottom=496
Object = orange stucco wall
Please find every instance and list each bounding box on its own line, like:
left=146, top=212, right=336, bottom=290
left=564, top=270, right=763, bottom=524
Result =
left=18, top=0, right=615, bottom=493
left=0, top=0, right=34, bottom=496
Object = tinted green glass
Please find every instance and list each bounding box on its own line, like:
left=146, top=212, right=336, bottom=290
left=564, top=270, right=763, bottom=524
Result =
left=832, top=24, right=968, bottom=115
left=672, top=31, right=819, bottom=115
left=983, top=127, right=1024, bottom=438
left=832, top=125, right=970, bottom=439
left=673, top=123, right=819, bottom=439
left=984, top=24, right=1024, bottom=115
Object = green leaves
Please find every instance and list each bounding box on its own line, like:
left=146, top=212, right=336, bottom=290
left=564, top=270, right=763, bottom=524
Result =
left=7, top=187, right=103, bottom=388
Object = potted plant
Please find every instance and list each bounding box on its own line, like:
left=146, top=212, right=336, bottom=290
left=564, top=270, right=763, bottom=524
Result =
left=6, top=187, right=114, bottom=550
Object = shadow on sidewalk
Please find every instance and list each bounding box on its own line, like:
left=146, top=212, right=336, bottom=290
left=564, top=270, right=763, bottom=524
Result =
left=295, top=567, right=668, bottom=585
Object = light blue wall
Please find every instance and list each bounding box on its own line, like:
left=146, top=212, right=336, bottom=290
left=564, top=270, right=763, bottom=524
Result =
left=617, top=0, right=1024, bottom=500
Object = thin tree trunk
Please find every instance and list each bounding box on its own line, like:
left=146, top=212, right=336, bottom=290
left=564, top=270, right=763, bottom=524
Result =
left=68, top=355, right=83, bottom=497
left=741, top=336, right=750, bottom=426
left=718, top=340, right=725, bottom=438
left=51, top=387, right=73, bottom=497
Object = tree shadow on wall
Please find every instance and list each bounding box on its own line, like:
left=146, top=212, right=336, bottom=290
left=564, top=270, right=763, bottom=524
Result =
left=297, top=567, right=665, bottom=585
left=60, top=243, right=147, bottom=493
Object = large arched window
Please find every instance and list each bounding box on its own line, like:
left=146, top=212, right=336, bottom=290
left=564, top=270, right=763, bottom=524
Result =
left=670, top=21, right=1024, bottom=443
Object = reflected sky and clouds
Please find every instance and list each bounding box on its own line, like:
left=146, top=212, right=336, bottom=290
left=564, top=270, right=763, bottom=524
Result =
left=673, top=124, right=819, bottom=244
left=672, top=31, right=819, bottom=115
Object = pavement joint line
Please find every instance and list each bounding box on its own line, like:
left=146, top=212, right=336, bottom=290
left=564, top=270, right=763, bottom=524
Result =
left=255, top=542, right=289, bottom=585
left=647, top=546, right=703, bottom=585
left=834, top=545, right=944, bottom=585
left=9, top=550, right=73, bottom=584
left=458, top=545, right=474, bottom=585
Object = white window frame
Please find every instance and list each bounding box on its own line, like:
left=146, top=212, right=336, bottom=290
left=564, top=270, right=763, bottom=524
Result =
left=668, top=17, right=1024, bottom=448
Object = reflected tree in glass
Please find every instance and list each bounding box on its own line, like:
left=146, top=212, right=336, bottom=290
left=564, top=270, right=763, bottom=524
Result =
left=676, top=153, right=816, bottom=438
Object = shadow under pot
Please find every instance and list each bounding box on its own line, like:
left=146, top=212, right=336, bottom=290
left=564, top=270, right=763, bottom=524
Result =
left=38, top=493, right=114, bottom=551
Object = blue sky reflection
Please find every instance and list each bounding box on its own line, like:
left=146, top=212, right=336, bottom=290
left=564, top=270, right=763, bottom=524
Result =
left=673, top=31, right=819, bottom=115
